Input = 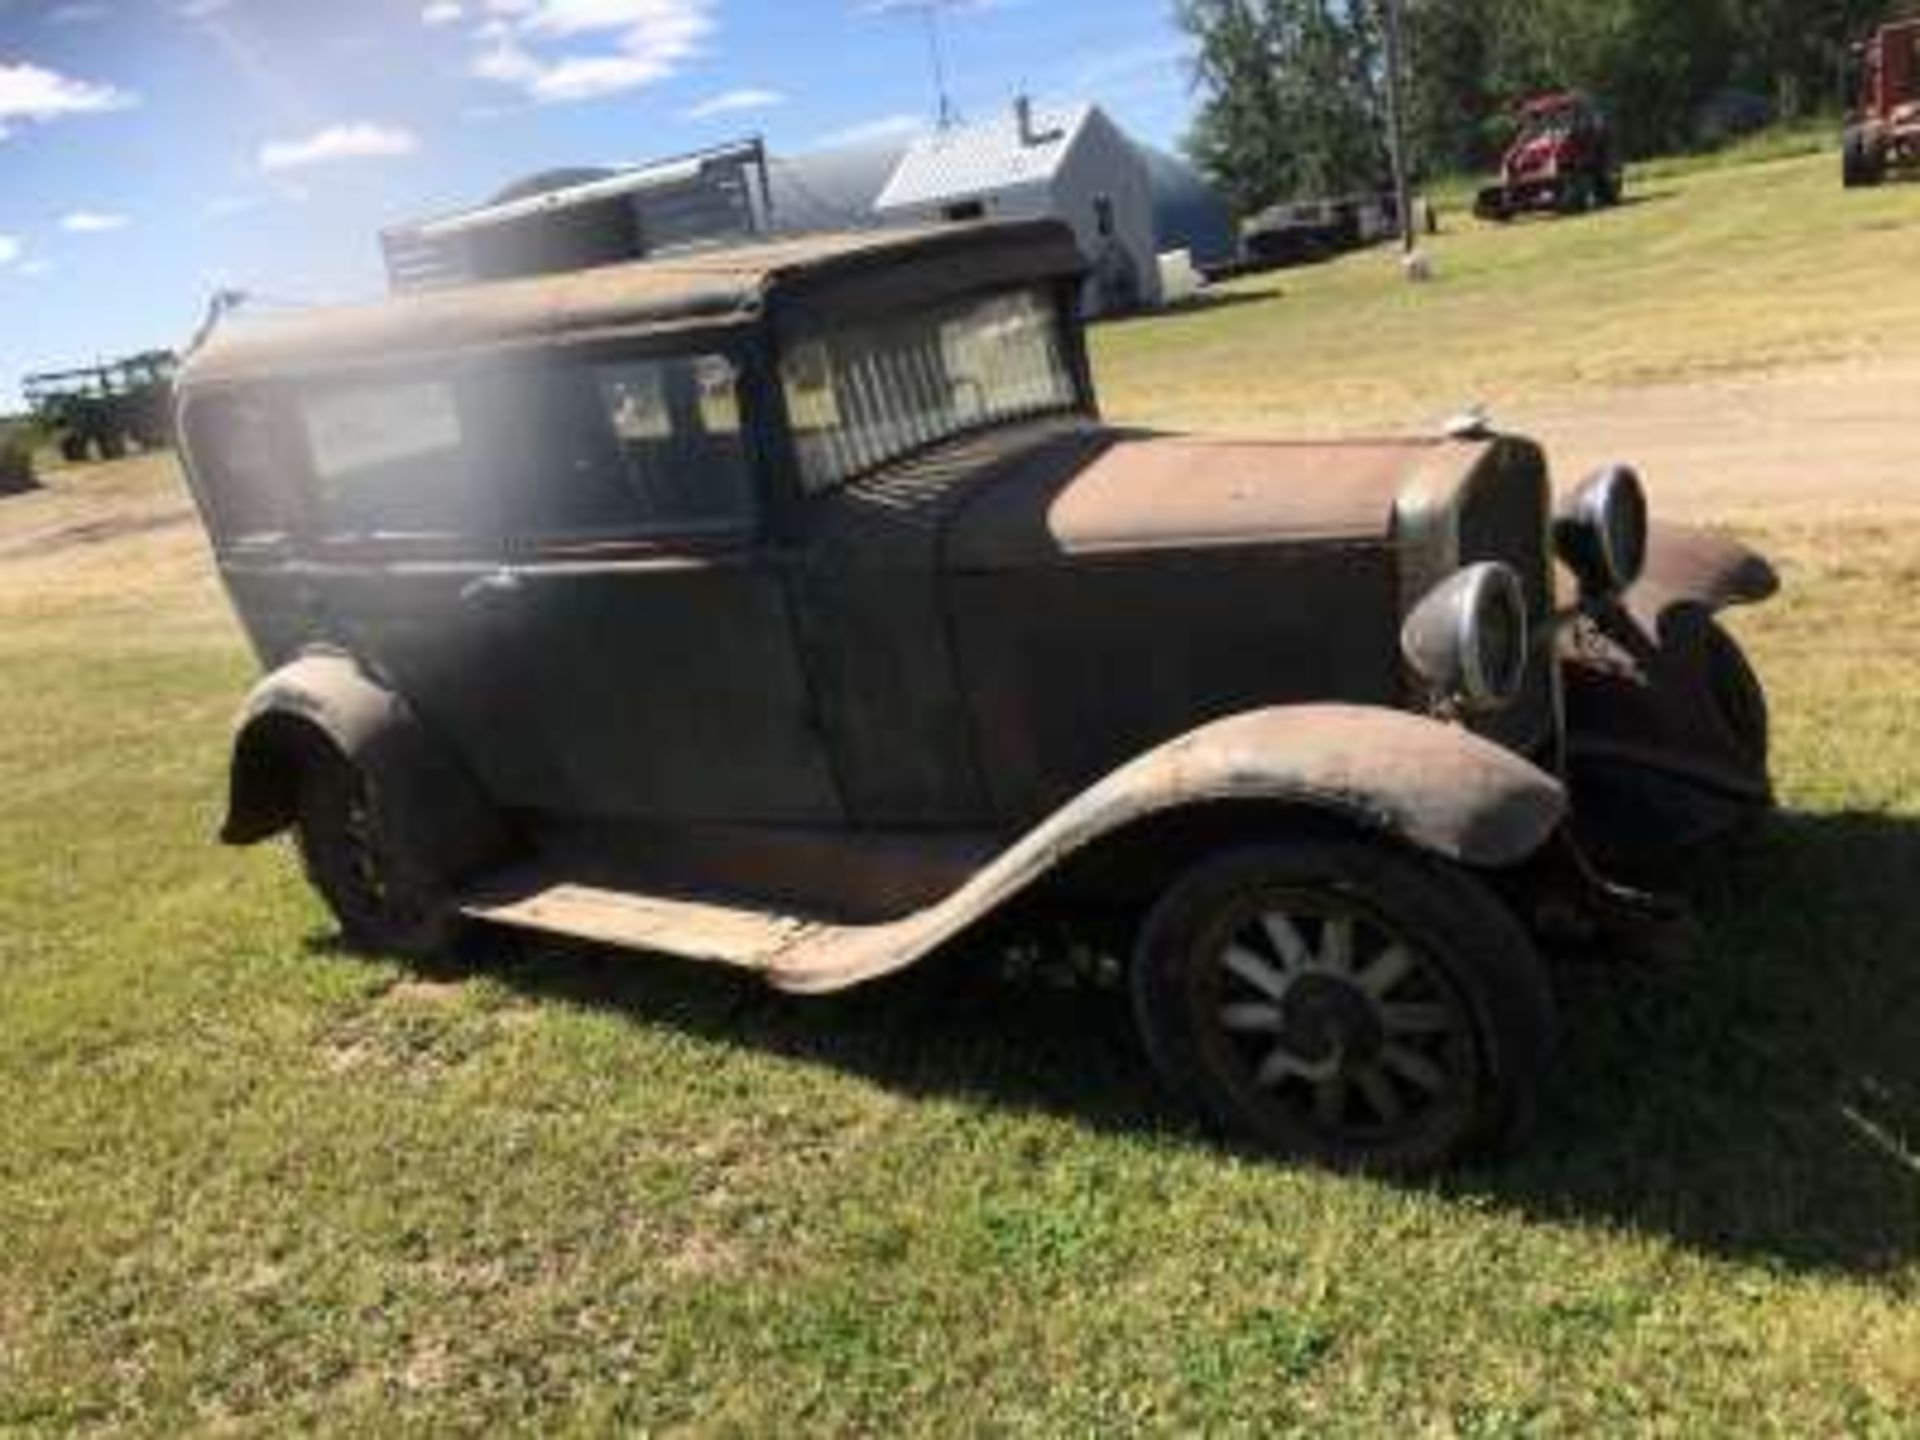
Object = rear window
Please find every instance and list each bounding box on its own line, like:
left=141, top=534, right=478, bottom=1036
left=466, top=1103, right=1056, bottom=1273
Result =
left=299, top=378, right=473, bottom=541
left=183, top=392, right=294, bottom=546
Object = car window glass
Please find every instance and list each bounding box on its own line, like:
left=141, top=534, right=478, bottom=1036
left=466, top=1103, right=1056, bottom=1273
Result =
left=185, top=392, right=293, bottom=546
left=500, top=352, right=754, bottom=540
left=780, top=286, right=1076, bottom=493
left=301, top=378, right=471, bottom=540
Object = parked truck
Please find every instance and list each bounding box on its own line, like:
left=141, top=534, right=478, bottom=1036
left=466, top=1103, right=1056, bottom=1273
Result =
left=1475, top=94, right=1624, bottom=221
left=1844, top=18, right=1920, bottom=187
left=22, top=351, right=179, bottom=465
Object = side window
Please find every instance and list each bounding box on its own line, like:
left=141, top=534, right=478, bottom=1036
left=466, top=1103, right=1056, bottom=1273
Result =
left=183, top=391, right=294, bottom=547
left=300, top=377, right=471, bottom=541
left=496, top=352, right=755, bottom=541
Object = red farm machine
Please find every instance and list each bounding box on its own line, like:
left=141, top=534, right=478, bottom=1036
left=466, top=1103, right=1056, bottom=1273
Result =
left=1844, top=18, right=1920, bottom=186
left=1475, top=93, right=1625, bottom=221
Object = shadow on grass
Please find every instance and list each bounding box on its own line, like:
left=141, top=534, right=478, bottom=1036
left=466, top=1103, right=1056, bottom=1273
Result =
left=426, top=808, right=1919, bottom=1279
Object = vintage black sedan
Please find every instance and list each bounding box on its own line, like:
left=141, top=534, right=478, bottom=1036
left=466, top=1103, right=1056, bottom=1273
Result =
left=175, top=221, right=1777, bottom=1173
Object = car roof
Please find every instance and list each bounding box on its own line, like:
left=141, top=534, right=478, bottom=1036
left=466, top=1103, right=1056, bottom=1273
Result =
left=178, top=220, right=1085, bottom=391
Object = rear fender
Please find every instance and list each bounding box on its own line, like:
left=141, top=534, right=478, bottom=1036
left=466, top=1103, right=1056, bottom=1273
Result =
left=222, top=651, right=505, bottom=882
left=772, top=705, right=1565, bottom=993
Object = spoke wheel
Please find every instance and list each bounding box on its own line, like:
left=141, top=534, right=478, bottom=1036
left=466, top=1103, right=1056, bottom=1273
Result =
left=296, top=751, right=456, bottom=958
left=1131, top=839, right=1555, bottom=1174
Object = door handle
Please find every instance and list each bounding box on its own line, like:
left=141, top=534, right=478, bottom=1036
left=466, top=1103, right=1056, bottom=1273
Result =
left=459, top=569, right=523, bottom=605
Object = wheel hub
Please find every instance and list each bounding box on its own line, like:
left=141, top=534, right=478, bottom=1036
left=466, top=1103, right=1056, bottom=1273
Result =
left=1281, top=974, right=1385, bottom=1072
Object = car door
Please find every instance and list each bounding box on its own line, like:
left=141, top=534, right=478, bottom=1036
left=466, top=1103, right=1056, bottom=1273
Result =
left=471, top=343, right=842, bottom=826
left=291, top=368, right=558, bottom=805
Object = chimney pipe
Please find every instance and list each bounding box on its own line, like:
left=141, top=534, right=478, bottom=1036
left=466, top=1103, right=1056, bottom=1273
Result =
left=1015, top=94, right=1037, bottom=147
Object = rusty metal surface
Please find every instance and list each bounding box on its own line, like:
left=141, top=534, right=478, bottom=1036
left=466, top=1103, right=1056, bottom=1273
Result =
left=179, top=221, right=1085, bottom=390
left=944, top=434, right=1446, bottom=568
left=461, top=877, right=822, bottom=967
left=1562, top=521, right=1780, bottom=856
left=224, top=651, right=505, bottom=882
left=1628, top=520, right=1779, bottom=629
left=457, top=704, right=1567, bottom=994
left=790, top=418, right=1114, bottom=826
left=521, top=817, right=1001, bottom=924
left=951, top=544, right=1403, bottom=822
left=766, top=704, right=1567, bottom=993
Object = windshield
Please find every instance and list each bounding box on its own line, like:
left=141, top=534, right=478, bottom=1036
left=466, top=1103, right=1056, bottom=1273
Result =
left=1522, top=107, right=1580, bottom=142
left=779, top=285, right=1079, bottom=493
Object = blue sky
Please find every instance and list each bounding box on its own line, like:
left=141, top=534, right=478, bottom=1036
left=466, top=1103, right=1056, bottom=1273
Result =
left=0, top=0, right=1198, bottom=410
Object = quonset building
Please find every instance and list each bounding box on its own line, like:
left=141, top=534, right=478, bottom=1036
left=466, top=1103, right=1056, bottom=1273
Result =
left=381, top=102, right=1234, bottom=316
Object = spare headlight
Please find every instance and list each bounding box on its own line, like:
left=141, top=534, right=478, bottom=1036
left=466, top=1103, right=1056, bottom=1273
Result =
left=1400, top=562, right=1531, bottom=714
left=1555, top=464, right=1649, bottom=597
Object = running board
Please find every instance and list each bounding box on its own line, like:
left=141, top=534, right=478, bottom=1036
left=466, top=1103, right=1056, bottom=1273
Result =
left=460, top=864, right=969, bottom=995
left=460, top=871, right=837, bottom=974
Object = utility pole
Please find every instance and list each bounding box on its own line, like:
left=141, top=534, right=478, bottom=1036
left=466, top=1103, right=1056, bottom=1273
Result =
left=1378, top=0, right=1429, bottom=279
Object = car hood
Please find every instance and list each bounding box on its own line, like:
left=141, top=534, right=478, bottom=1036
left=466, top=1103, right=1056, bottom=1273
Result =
left=941, top=423, right=1455, bottom=572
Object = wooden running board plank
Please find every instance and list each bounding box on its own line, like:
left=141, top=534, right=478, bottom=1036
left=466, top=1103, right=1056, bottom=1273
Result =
left=461, top=879, right=826, bottom=971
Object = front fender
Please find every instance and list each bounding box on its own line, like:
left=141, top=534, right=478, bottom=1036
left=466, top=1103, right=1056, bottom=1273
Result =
left=769, top=706, right=1565, bottom=993
left=222, top=651, right=504, bottom=882
left=1627, top=521, right=1778, bottom=635
left=1562, top=522, right=1779, bottom=858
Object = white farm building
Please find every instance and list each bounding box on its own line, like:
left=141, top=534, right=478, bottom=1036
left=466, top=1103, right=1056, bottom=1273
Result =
left=382, top=104, right=1233, bottom=315
left=875, top=101, right=1162, bottom=314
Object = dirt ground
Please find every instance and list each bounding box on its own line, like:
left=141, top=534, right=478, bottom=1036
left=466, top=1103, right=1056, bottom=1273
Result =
left=1506, top=358, right=1920, bottom=523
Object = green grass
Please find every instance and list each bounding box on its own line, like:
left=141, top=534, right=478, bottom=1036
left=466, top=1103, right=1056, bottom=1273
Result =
left=4, top=151, right=1920, bottom=1432
left=1097, top=148, right=1920, bottom=435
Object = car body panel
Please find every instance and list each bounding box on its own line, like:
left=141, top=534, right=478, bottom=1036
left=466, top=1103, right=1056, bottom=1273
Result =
left=463, top=703, right=1570, bottom=993
left=223, top=650, right=507, bottom=883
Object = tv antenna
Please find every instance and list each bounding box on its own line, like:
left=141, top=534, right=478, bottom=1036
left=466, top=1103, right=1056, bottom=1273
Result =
left=869, top=0, right=969, bottom=129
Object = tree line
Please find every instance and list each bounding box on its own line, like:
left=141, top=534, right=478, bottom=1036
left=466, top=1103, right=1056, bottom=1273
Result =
left=1177, top=0, right=1911, bottom=213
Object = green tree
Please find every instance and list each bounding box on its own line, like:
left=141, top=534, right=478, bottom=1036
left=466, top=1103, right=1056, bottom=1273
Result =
left=1179, top=0, right=1390, bottom=213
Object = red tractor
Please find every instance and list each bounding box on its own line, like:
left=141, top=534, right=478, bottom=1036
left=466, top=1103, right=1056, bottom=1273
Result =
left=1844, top=18, right=1920, bottom=187
left=1475, top=93, right=1624, bottom=221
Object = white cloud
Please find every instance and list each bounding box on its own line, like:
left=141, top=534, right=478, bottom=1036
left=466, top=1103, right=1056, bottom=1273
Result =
left=468, top=0, right=712, bottom=104
left=0, top=235, right=20, bottom=267
left=422, top=0, right=463, bottom=24
left=0, top=61, right=136, bottom=135
left=812, top=113, right=927, bottom=149
left=19, top=259, right=54, bottom=278
left=178, top=0, right=231, bottom=17
left=48, top=3, right=111, bottom=23
left=60, top=210, right=129, bottom=233
left=682, top=87, right=784, bottom=120
left=258, top=122, right=420, bottom=171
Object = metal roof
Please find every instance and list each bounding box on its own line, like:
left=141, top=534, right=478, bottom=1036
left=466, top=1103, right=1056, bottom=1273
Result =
left=179, top=221, right=1084, bottom=389
left=876, top=104, right=1094, bottom=211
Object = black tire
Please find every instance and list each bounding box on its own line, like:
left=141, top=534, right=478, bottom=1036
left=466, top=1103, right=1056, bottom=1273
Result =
left=1130, top=839, right=1556, bottom=1175
left=1596, top=168, right=1624, bottom=207
left=1559, top=173, right=1597, bottom=215
left=58, top=433, right=89, bottom=464
left=98, top=431, right=127, bottom=461
left=1844, top=130, right=1886, bottom=188
left=295, top=749, right=459, bottom=958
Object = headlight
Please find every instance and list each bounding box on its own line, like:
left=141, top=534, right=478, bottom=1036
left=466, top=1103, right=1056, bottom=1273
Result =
left=1400, top=562, right=1531, bottom=713
left=1555, top=464, right=1648, bottom=597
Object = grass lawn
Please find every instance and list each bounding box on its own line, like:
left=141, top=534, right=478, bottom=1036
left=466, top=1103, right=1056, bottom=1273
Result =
left=3, top=150, right=1918, bottom=1432
left=1097, top=144, right=1920, bottom=435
